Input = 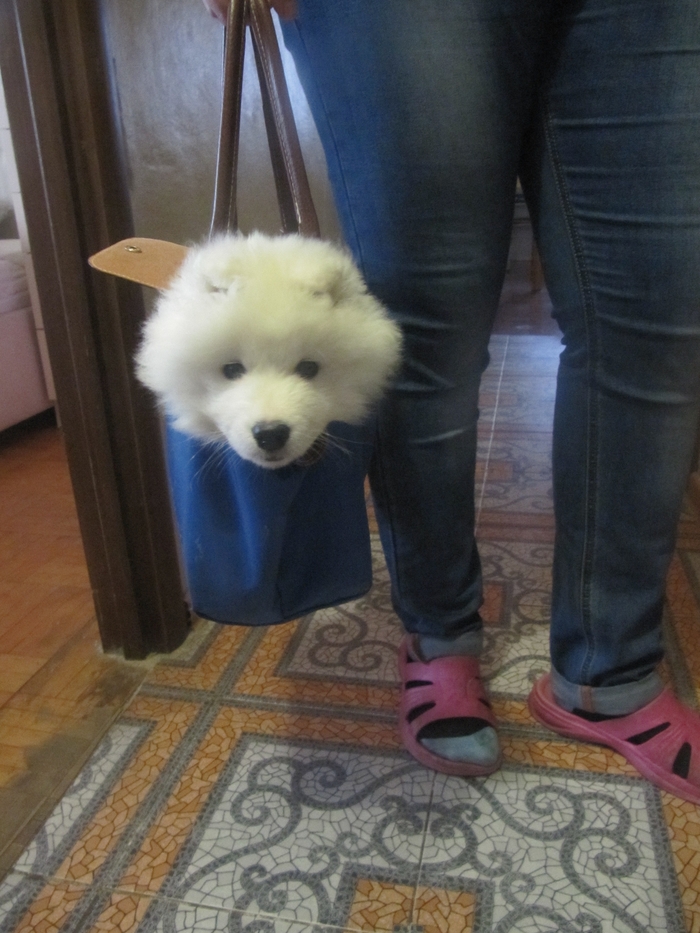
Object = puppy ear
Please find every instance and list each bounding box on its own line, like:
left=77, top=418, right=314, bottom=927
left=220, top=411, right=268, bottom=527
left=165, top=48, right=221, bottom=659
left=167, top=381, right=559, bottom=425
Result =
left=194, top=257, right=241, bottom=296
left=309, top=251, right=366, bottom=305
left=183, top=235, right=246, bottom=296
left=201, top=275, right=233, bottom=295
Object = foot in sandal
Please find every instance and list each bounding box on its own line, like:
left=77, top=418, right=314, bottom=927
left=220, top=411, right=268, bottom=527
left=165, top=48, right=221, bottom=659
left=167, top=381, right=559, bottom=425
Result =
left=398, top=635, right=501, bottom=777
left=529, top=673, right=700, bottom=805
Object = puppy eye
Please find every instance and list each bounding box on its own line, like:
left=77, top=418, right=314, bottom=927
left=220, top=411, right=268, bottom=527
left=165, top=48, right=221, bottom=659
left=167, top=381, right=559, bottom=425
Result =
left=295, top=360, right=320, bottom=380
left=222, top=361, right=246, bottom=380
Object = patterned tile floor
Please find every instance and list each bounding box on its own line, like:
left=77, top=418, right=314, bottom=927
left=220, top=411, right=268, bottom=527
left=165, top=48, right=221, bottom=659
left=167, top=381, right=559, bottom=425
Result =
left=2, top=333, right=700, bottom=933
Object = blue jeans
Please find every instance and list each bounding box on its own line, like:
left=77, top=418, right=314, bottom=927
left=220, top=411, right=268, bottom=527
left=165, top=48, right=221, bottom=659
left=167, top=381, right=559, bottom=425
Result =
left=282, top=0, right=700, bottom=708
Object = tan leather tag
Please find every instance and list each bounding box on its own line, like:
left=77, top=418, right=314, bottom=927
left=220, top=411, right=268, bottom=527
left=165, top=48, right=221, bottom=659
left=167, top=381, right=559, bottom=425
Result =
left=88, top=237, right=190, bottom=290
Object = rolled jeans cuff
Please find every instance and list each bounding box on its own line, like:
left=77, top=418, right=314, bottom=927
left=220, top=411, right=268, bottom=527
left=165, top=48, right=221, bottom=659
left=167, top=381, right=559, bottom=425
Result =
left=549, top=667, right=664, bottom=716
left=416, top=627, right=484, bottom=660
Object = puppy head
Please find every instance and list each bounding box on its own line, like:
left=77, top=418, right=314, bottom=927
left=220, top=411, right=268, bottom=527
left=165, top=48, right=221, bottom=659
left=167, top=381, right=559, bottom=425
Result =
left=135, top=233, right=402, bottom=468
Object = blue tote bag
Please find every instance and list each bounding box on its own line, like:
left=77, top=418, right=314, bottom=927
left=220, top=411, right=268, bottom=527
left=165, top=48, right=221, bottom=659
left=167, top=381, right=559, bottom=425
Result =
left=166, top=422, right=373, bottom=625
left=163, top=0, right=374, bottom=625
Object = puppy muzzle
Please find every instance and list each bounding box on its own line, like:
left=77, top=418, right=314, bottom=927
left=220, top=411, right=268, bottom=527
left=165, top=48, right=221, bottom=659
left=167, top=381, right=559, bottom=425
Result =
left=250, top=420, right=326, bottom=467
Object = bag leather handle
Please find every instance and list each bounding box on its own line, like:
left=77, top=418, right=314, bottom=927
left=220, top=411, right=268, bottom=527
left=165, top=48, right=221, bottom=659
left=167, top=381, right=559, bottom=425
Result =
left=210, top=0, right=320, bottom=238
left=89, top=238, right=190, bottom=290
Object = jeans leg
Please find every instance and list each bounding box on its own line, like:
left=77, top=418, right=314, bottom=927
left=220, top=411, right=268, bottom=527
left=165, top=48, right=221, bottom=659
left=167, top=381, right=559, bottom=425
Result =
left=283, top=0, right=552, bottom=637
left=521, top=0, right=700, bottom=698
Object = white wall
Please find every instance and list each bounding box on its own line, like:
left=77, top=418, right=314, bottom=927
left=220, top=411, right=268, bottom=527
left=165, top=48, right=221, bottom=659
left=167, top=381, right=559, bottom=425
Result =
left=102, top=0, right=340, bottom=247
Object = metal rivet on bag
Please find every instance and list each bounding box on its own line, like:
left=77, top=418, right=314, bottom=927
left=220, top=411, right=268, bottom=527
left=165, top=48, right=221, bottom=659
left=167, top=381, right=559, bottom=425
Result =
left=124, top=245, right=142, bottom=253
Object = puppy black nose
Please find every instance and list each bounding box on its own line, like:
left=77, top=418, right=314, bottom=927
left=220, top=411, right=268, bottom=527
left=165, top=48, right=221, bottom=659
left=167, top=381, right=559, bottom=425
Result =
left=252, top=422, right=291, bottom=452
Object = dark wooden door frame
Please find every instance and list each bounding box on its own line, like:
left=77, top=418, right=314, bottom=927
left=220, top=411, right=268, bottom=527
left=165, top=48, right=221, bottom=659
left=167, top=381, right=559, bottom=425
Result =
left=0, top=0, right=190, bottom=658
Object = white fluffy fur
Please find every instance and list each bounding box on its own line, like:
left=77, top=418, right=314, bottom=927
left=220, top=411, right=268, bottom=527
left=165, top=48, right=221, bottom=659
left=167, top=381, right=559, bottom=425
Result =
left=135, top=233, right=402, bottom=468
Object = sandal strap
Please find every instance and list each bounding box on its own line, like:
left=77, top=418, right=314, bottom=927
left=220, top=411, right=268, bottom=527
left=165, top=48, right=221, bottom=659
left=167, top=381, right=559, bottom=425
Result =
left=399, top=636, right=497, bottom=737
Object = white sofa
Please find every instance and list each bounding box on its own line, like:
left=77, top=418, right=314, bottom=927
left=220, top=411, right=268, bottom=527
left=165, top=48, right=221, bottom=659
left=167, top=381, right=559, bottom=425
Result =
left=0, top=249, right=51, bottom=431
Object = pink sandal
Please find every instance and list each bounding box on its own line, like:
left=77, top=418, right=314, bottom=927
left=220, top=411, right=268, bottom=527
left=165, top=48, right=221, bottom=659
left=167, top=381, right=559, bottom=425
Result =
left=529, top=673, right=700, bottom=804
left=398, top=635, right=502, bottom=777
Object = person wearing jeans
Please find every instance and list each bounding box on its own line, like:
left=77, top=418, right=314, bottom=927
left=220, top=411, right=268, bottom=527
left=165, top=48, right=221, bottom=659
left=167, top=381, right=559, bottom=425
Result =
left=203, top=0, right=700, bottom=802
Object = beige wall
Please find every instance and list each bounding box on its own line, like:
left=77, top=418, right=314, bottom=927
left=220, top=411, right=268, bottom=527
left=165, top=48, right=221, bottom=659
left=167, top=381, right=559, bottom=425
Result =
left=103, top=0, right=341, bottom=247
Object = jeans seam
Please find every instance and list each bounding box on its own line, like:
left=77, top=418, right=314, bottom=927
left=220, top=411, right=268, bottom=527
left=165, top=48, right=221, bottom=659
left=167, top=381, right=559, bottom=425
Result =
left=542, top=99, right=599, bottom=684
left=289, top=23, right=367, bottom=273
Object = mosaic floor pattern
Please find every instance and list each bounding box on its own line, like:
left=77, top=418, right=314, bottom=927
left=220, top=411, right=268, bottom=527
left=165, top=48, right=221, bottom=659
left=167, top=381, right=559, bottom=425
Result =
left=2, top=335, right=700, bottom=933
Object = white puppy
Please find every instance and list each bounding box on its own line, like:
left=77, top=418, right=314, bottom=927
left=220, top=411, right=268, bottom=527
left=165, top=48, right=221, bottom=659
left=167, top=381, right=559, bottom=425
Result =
left=136, top=233, right=402, bottom=468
